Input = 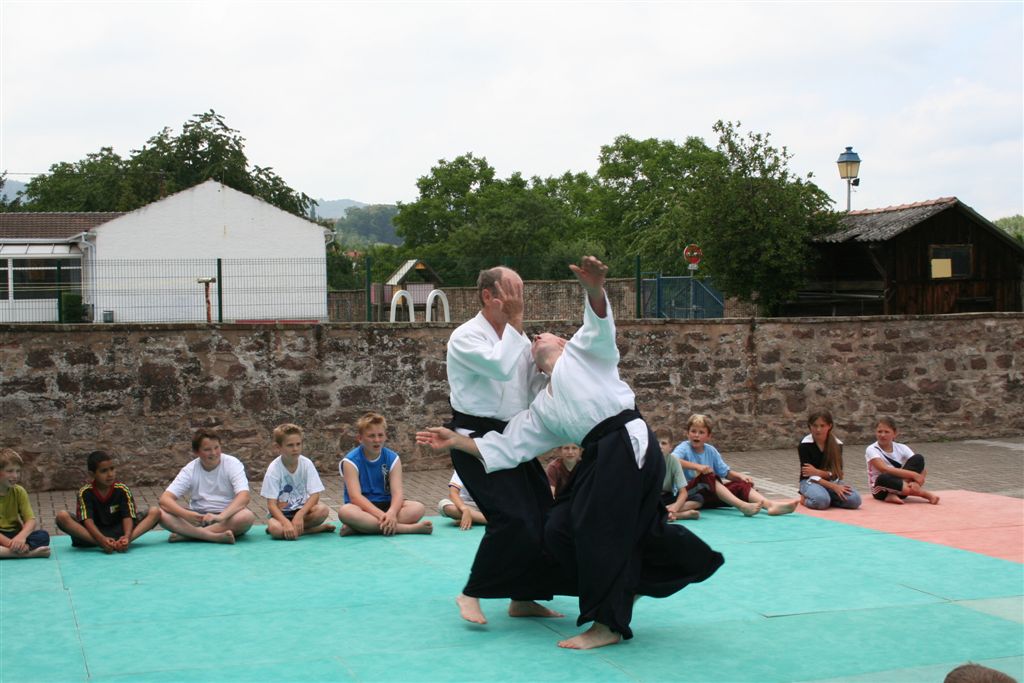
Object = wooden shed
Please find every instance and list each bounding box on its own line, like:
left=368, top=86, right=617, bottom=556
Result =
left=782, top=198, right=1024, bottom=316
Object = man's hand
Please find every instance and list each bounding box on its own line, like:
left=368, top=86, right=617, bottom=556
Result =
left=569, top=256, right=608, bottom=293
left=495, top=272, right=528, bottom=327
left=416, top=427, right=460, bottom=451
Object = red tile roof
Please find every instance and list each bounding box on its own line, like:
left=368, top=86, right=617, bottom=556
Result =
left=0, top=212, right=125, bottom=240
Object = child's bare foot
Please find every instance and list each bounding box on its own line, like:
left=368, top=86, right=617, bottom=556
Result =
left=739, top=501, right=762, bottom=517
left=456, top=594, right=487, bottom=624
left=168, top=533, right=186, bottom=543
left=923, top=491, right=940, bottom=505
left=28, top=546, right=51, bottom=558
left=508, top=600, right=563, bottom=618
left=669, top=509, right=699, bottom=521
left=407, top=520, right=433, bottom=534
left=308, top=524, right=336, bottom=535
left=212, top=530, right=235, bottom=544
left=557, top=622, right=621, bottom=650
left=767, top=499, right=799, bottom=516
left=884, top=493, right=905, bottom=505
left=339, top=524, right=355, bottom=537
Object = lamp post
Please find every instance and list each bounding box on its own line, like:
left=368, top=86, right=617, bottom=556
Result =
left=836, top=146, right=861, bottom=212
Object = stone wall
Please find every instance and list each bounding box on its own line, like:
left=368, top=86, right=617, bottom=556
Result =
left=2, top=313, right=1021, bottom=491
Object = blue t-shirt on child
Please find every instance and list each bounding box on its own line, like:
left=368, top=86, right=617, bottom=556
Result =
left=671, top=442, right=730, bottom=483
left=341, top=445, right=399, bottom=504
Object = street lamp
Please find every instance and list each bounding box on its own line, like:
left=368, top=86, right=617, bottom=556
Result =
left=836, top=146, right=861, bottom=212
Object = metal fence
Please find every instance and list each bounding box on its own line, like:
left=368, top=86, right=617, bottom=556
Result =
left=0, top=256, right=726, bottom=324
left=0, top=258, right=327, bottom=324
left=641, top=275, right=725, bottom=319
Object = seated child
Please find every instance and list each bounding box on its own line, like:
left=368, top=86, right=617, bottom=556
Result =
left=799, top=409, right=862, bottom=510
left=158, top=428, right=256, bottom=543
left=656, top=430, right=699, bottom=521
left=0, top=448, right=50, bottom=559
left=337, top=412, right=432, bottom=536
left=56, top=450, right=161, bottom=552
left=545, top=443, right=581, bottom=498
left=675, top=414, right=799, bottom=517
left=438, top=470, right=487, bottom=530
left=260, top=423, right=335, bottom=540
left=865, top=417, right=939, bottom=505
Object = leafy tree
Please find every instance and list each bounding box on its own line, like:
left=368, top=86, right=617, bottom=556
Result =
left=685, top=121, right=836, bottom=314
left=21, top=111, right=314, bottom=217
left=335, top=204, right=400, bottom=245
left=594, top=135, right=718, bottom=275
left=394, top=153, right=496, bottom=247
left=994, top=215, right=1024, bottom=242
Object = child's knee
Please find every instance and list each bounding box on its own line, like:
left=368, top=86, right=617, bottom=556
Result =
left=802, top=492, right=831, bottom=509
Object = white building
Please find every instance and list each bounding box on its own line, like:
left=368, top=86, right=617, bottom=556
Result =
left=0, top=181, right=332, bottom=323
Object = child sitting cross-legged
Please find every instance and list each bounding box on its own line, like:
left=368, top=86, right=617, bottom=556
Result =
left=56, top=450, right=161, bottom=552
left=438, top=470, right=487, bottom=530
left=657, top=430, right=700, bottom=521
left=0, top=448, right=51, bottom=559
left=260, top=423, right=335, bottom=540
left=337, top=412, right=432, bottom=537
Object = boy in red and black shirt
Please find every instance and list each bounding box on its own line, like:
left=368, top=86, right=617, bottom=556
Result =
left=56, top=451, right=161, bottom=552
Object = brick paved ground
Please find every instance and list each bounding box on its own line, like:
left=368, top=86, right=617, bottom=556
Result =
left=29, top=436, right=1022, bottom=534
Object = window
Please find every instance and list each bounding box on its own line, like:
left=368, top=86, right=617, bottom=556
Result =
left=0, top=260, right=7, bottom=299
left=929, top=245, right=971, bottom=279
left=11, top=258, right=82, bottom=300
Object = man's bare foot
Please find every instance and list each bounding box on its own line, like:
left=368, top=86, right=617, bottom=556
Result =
left=508, top=600, right=564, bottom=618
left=884, top=493, right=905, bottom=505
left=456, top=594, right=487, bottom=624
left=557, top=622, right=621, bottom=650
left=739, top=501, right=762, bottom=517
left=339, top=524, right=355, bottom=537
left=767, top=498, right=799, bottom=516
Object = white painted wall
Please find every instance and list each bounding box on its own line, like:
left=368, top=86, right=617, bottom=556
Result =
left=88, top=181, right=329, bottom=322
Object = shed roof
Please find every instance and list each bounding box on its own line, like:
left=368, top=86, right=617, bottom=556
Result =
left=818, top=197, right=958, bottom=243
left=0, top=212, right=126, bottom=240
left=385, top=259, right=442, bottom=286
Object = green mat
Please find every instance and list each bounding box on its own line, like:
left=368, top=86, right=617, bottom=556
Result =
left=1, top=511, right=1021, bottom=682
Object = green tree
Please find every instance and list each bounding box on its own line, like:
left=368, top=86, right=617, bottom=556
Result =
left=394, top=153, right=496, bottom=248
left=594, top=134, right=718, bottom=275
left=21, top=110, right=314, bottom=217
left=686, top=121, right=836, bottom=314
left=994, top=215, right=1024, bottom=242
left=335, top=204, right=400, bottom=245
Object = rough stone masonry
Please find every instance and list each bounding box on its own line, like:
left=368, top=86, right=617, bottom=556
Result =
left=2, top=313, right=1021, bottom=491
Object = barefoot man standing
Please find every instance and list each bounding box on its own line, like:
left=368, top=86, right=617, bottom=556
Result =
left=422, top=257, right=723, bottom=649
left=444, top=265, right=567, bottom=624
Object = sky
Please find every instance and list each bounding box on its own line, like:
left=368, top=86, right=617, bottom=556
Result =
left=1, top=1, right=1022, bottom=219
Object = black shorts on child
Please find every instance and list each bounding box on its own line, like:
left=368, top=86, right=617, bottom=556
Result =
left=69, top=517, right=137, bottom=547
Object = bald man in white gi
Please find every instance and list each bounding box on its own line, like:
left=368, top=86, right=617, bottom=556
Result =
left=421, top=256, right=723, bottom=649
left=444, top=265, right=568, bottom=625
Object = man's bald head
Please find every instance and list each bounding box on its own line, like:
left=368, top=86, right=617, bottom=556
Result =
left=477, top=266, right=520, bottom=306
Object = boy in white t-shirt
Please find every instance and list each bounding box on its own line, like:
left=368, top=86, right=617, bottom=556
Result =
left=438, top=470, right=487, bottom=530
left=158, top=428, right=256, bottom=543
left=261, top=424, right=335, bottom=539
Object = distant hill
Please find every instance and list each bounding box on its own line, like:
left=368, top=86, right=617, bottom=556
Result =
left=313, top=198, right=367, bottom=220
left=1, top=179, right=27, bottom=202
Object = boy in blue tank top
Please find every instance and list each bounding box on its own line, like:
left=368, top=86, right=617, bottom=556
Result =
left=337, top=412, right=432, bottom=536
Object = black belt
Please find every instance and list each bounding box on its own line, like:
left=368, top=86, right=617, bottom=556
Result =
left=448, top=408, right=508, bottom=438
left=581, top=408, right=641, bottom=450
